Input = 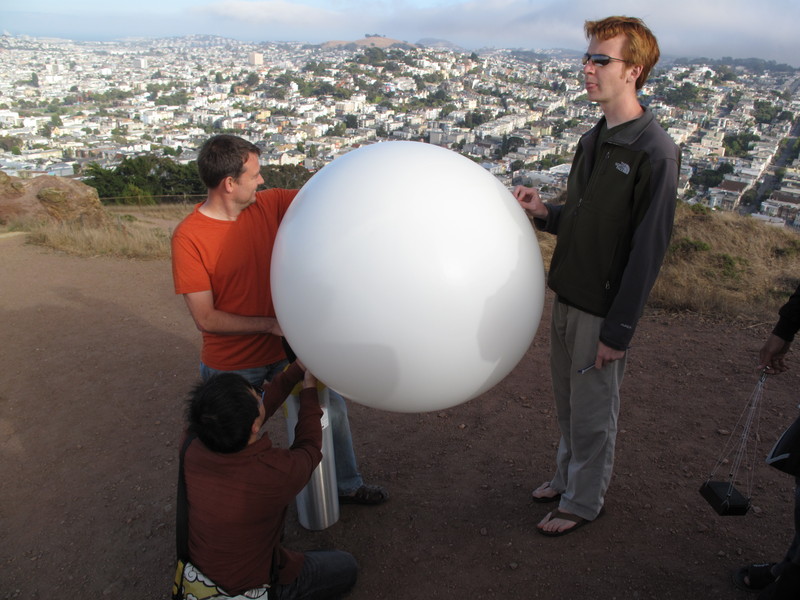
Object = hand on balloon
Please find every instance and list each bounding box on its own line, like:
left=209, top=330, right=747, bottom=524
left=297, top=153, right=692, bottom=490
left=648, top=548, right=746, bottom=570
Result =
left=302, top=368, right=317, bottom=390
left=758, top=333, right=792, bottom=374
left=512, top=185, right=547, bottom=219
left=268, top=318, right=283, bottom=337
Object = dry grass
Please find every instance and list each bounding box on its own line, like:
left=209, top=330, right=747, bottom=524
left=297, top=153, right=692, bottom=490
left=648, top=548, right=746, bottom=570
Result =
left=10, top=204, right=194, bottom=260
left=105, top=204, right=195, bottom=222
left=532, top=202, right=799, bottom=323
left=9, top=201, right=800, bottom=320
left=24, top=220, right=171, bottom=260
left=651, top=203, right=800, bottom=322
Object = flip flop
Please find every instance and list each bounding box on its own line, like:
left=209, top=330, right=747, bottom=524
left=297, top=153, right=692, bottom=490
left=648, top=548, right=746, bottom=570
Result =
left=531, top=482, right=561, bottom=504
left=731, top=562, right=777, bottom=592
left=538, top=508, right=603, bottom=537
left=338, top=484, right=389, bottom=505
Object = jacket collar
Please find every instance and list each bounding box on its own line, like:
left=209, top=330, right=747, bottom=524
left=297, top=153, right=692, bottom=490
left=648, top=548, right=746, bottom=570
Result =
left=585, top=105, right=654, bottom=147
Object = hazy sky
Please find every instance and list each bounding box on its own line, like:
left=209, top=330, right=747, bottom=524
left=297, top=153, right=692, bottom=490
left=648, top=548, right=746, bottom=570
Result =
left=3, top=0, right=799, bottom=67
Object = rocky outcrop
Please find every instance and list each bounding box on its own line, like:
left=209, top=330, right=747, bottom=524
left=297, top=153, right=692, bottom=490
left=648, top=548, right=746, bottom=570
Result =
left=0, top=171, right=110, bottom=227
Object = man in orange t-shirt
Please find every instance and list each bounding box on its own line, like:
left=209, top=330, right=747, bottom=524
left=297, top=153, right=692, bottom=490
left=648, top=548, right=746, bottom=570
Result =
left=171, top=134, right=388, bottom=505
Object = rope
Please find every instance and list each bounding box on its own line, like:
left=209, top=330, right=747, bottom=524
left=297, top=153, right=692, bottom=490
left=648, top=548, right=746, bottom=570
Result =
left=705, top=370, right=768, bottom=501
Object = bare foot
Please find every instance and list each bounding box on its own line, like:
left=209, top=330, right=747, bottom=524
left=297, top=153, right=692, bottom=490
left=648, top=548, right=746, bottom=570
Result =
left=537, top=509, right=582, bottom=534
left=531, top=481, right=560, bottom=501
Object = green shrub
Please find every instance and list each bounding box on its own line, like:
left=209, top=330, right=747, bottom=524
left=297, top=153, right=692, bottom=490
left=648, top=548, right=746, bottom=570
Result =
left=689, top=203, right=710, bottom=215
left=670, top=237, right=710, bottom=255
left=715, top=252, right=748, bottom=279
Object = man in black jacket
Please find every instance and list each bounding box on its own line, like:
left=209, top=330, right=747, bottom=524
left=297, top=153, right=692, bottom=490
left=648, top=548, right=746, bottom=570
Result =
left=514, top=15, right=680, bottom=536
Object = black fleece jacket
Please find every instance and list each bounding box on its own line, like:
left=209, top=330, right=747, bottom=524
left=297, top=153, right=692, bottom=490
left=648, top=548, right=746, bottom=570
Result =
left=535, top=107, right=680, bottom=350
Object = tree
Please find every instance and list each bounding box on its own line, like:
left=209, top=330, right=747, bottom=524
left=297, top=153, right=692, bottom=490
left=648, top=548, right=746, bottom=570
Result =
left=84, top=162, right=126, bottom=199
left=753, top=100, right=783, bottom=124
left=263, top=86, right=286, bottom=100
left=0, top=135, right=22, bottom=151
left=344, top=114, right=359, bottom=129
left=539, top=156, right=566, bottom=170
left=359, top=47, right=387, bottom=65
left=326, top=122, right=347, bottom=137
left=690, top=163, right=733, bottom=188
left=740, top=188, right=758, bottom=206
left=121, top=183, right=155, bottom=205
left=83, top=156, right=204, bottom=203
left=260, top=164, right=312, bottom=189
left=303, top=61, right=329, bottom=76
left=458, top=110, right=491, bottom=129
left=155, top=90, right=189, bottom=106
left=660, top=82, right=701, bottom=108
left=502, top=135, right=524, bottom=155
left=440, top=103, right=456, bottom=118
left=724, top=132, right=760, bottom=157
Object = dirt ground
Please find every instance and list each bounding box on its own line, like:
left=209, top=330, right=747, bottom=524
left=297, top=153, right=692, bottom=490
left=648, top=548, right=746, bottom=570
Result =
left=2, top=229, right=800, bottom=600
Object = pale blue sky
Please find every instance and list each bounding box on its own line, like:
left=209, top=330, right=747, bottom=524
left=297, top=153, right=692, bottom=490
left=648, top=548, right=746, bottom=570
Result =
left=3, top=0, right=799, bottom=67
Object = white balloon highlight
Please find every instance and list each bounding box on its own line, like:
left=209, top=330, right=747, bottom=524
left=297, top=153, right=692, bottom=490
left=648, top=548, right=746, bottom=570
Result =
left=272, top=141, right=544, bottom=413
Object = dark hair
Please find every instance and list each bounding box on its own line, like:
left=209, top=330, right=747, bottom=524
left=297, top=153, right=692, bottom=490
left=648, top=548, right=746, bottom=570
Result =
left=584, top=16, right=660, bottom=90
left=197, top=134, right=262, bottom=190
left=187, top=373, right=260, bottom=453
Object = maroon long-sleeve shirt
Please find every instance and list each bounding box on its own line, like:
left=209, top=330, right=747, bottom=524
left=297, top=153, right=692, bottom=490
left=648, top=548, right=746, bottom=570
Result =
left=183, top=362, right=322, bottom=594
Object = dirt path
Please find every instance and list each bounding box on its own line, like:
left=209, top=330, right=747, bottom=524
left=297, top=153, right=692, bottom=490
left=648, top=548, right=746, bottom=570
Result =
left=2, top=232, right=799, bottom=599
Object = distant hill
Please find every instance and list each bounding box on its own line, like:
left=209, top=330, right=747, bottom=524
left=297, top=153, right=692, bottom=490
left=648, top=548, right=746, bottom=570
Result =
left=320, top=35, right=417, bottom=50
left=668, top=55, right=797, bottom=72
left=510, top=47, right=582, bottom=63
left=158, top=34, right=239, bottom=47
left=416, top=38, right=467, bottom=52
left=319, top=36, right=475, bottom=53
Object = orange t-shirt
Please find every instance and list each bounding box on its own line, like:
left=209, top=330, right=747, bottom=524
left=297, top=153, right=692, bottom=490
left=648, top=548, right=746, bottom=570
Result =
left=171, top=188, right=298, bottom=371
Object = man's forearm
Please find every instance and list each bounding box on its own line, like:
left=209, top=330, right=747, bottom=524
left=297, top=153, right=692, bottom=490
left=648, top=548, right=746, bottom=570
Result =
left=182, top=292, right=282, bottom=335
left=193, top=309, right=280, bottom=336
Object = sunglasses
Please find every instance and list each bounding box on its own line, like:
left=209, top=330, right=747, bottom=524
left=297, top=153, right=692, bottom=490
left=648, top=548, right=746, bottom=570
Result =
left=581, top=53, right=629, bottom=67
left=252, top=385, right=265, bottom=407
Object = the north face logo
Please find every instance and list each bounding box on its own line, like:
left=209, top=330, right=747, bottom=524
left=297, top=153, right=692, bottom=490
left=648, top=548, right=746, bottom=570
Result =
left=615, top=161, right=630, bottom=175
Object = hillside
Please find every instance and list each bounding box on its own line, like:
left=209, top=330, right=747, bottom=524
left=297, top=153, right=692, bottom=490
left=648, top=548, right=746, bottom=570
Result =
left=653, top=203, right=799, bottom=321
left=531, top=202, right=800, bottom=323
left=320, top=35, right=417, bottom=50
left=2, top=227, right=799, bottom=599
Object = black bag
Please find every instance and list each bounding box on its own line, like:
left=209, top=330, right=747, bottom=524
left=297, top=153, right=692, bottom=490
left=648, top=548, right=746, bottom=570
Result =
left=766, top=415, right=800, bottom=476
left=699, top=371, right=768, bottom=516
left=699, top=481, right=751, bottom=516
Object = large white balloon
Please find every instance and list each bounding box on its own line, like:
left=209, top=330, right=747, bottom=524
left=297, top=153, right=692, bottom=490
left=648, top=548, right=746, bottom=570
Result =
left=272, top=141, right=544, bottom=413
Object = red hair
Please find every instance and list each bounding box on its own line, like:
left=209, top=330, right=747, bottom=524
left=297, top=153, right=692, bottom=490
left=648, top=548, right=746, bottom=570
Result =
left=585, top=16, right=660, bottom=90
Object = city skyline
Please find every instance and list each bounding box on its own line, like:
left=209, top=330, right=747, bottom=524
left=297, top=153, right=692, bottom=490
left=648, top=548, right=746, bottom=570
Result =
left=3, top=0, right=799, bottom=68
